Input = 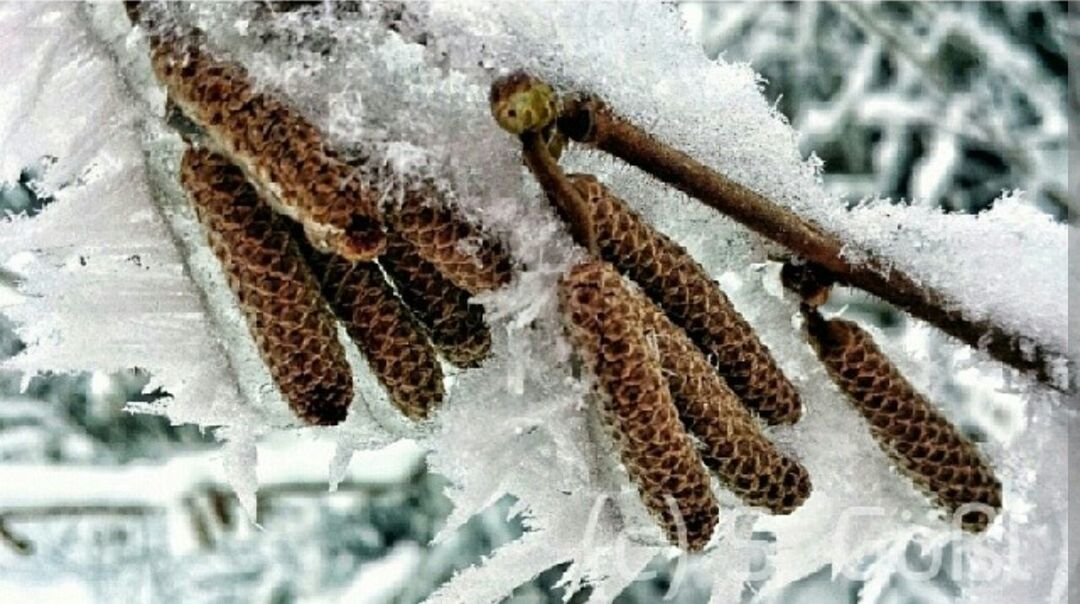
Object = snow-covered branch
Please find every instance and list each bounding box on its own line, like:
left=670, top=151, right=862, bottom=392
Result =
left=0, top=2, right=1070, bottom=602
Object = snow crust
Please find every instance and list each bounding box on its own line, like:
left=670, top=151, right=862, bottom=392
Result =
left=0, top=2, right=1071, bottom=602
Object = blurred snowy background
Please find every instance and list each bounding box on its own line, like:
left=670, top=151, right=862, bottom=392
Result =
left=0, top=1, right=1069, bottom=602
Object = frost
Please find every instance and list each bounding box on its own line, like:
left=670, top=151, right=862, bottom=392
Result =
left=221, top=434, right=259, bottom=522
left=0, top=3, right=245, bottom=427
left=830, top=193, right=1068, bottom=355
left=339, top=541, right=424, bottom=603
left=0, top=2, right=1071, bottom=603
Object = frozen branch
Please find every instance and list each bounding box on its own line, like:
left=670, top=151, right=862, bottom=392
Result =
left=554, top=94, right=1067, bottom=390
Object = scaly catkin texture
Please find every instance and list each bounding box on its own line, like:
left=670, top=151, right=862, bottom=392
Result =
left=569, top=175, right=802, bottom=425
left=300, top=249, right=445, bottom=421
left=802, top=307, right=1002, bottom=532
left=144, top=19, right=385, bottom=261
left=626, top=277, right=811, bottom=513
left=379, top=233, right=492, bottom=368
left=179, top=147, right=353, bottom=426
left=559, top=261, right=719, bottom=551
left=385, top=183, right=514, bottom=295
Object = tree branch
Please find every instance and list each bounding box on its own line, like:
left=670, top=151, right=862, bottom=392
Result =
left=535, top=85, right=1064, bottom=389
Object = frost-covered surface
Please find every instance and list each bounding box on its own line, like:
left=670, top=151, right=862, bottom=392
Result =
left=0, top=2, right=1072, bottom=602
left=828, top=193, right=1068, bottom=359
left=0, top=3, right=246, bottom=429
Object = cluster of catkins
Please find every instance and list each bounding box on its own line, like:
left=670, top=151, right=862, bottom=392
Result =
left=490, top=72, right=1001, bottom=548
left=128, top=3, right=512, bottom=424
left=130, top=2, right=1001, bottom=552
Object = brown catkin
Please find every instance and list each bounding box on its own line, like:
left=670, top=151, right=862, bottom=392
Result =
left=569, top=174, right=801, bottom=425
left=379, top=233, right=492, bottom=368
left=145, top=22, right=385, bottom=261
left=802, top=307, right=1002, bottom=532
left=301, top=249, right=445, bottom=422
left=386, top=183, right=514, bottom=295
left=179, top=146, right=353, bottom=426
left=559, top=261, right=719, bottom=551
left=627, top=277, right=811, bottom=513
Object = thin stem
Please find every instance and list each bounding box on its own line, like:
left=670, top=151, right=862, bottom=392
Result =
left=519, top=131, right=598, bottom=254
left=556, top=96, right=1065, bottom=390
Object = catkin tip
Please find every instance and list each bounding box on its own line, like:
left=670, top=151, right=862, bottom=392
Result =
left=343, top=215, right=388, bottom=261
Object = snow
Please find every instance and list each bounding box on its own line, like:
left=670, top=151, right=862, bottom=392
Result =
left=331, top=541, right=423, bottom=604
left=0, top=2, right=246, bottom=430
left=0, top=575, right=95, bottom=604
left=0, top=1, right=1071, bottom=602
left=834, top=192, right=1068, bottom=356
left=0, top=436, right=419, bottom=511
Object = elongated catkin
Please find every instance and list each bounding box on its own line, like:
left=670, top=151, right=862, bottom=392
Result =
left=627, top=277, right=811, bottom=513
left=802, top=307, right=1001, bottom=531
left=559, top=261, right=719, bottom=551
left=386, top=183, right=514, bottom=295
left=180, top=146, right=353, bottom=425
left=570, top=175, right=801, bottom=425
left=301, top=249, right=444, bottom=421
left=379, top=233, right=491, bottom=368
left=141, top=14, right=385, bottom=261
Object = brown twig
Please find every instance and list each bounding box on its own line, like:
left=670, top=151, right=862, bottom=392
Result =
left=519, top=131, right=598, bottom=254
left=554, top=94, right=1065, bottom=390
left=779, top=260, right=835, bottom=308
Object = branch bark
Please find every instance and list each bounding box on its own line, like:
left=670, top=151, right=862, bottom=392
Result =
left=555, top=95, right=1066, bottom=390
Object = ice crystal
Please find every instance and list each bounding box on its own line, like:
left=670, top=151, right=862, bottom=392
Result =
left=0, top=2, right=1070, bottom=602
